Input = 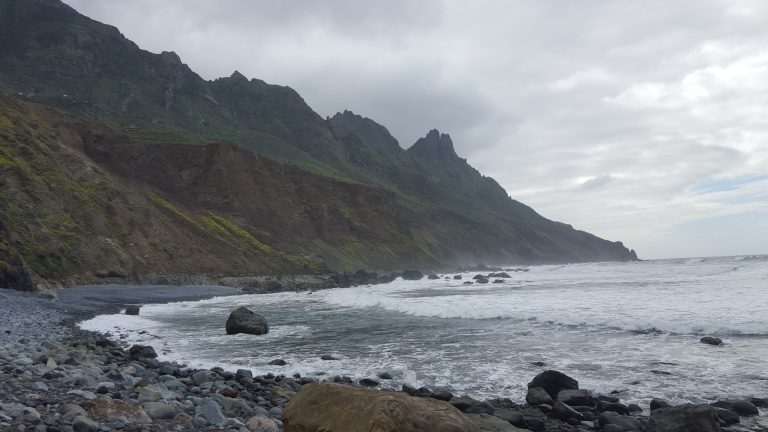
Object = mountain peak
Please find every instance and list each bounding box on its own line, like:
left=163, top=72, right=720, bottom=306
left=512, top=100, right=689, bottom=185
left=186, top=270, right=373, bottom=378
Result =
left=408, top=129, right=459, bottom=161
left=230, top=70, right=248, bottom=81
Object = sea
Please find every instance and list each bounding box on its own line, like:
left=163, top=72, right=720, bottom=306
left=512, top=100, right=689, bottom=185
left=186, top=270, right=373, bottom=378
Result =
left=79, top=255, right=768, bottom=409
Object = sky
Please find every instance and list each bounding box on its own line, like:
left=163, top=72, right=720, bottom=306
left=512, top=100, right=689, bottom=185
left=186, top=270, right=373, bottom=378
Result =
left=64, top=0, right=768, bottom=259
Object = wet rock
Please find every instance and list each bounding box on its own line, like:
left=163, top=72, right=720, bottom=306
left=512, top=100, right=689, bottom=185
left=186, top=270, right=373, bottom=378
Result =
left=466, top=413, right=525, bottom=431
left=722, top=400, right=759, bottom=416
left=236, top=369, right=253, bottom=381
left=195, top=399, right=225, bottom=426
left=476, top=277, right=490, bottom=284
left=283, top=382, right=480, bottom=432
left=226, top=307, right=269, bottom=335
left=125, top=305, right=141, bottom=315
left=650, top=398, right=672, bottom=410
left=557, top=389, right=592, bottom=406
left=714, top=407, right=740, bottom=425
left=598, top=411, right=641, bottom=431
left=128, top=344, right=157, bottom=359
left=551, top=401, right=584, bottom=421
left=453, top=275, right=462, bottom=280
left=528, top=370, right=579, bottom=400
left=526, top=387, right=554, bottom=406
left=449, top=396, right=494, bottom=415
left=320, top=355, right=338, bottom=360
left=192, top=370, right=221, bottom=385
left=359, top=378, right=379, bottom=387
left=494, top=409, right=525, bottom=427
left=401, top=270, right=424, bottom=281
left=427, top=274, right=440, bottom=280
left=377, top=372, right=393, bottom=380
left=599, top=401, right=630, bottom=415
left=431, top=389, right=454, bottom=401
left=72, top=415, right=100, bottom=432
left=268, top=359, right=287, bottom=366
left=488, top=272, right=512, bottom=278
left=700, top=336, right=723, bottom=346
left=648, top=404, right=720, bottom=432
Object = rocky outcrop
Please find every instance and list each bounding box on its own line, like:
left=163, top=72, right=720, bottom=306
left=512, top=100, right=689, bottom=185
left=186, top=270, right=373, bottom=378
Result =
left=283, top=382, right=480, bottom=432
left=648, top=404, right=721, bottom=432
left=527, top=370, right=579, bottom=400
left=225, top=307, right=269, bottom=335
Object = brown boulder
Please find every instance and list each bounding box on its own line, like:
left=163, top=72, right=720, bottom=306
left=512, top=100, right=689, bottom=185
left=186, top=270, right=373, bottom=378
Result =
left=283, top=382, right=480, bottom=432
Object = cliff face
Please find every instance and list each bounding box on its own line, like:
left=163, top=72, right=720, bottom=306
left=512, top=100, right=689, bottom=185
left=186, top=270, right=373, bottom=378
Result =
left=0, top=0, right=637, bottom=288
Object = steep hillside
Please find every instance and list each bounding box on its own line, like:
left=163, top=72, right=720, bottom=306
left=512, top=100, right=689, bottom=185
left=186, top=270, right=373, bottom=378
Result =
left=0, top=0, right=638, bottom=289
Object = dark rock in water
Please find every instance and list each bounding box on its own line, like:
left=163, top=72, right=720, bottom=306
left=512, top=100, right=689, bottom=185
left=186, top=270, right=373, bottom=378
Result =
left=493, top=279, right=504, bottom=283
left=226, top=307, right=269, bottom=335
left=268, top=359, right=287, bottom=366
left=714, top=407, right=740, bottom=425
left=377, top=371, right=393, bottom=380
left=472, top=274, right=485, bottom=280
left=453, top=275, right=462, bottom=279
left=729, top=400, right=759, bottom=416
left=401, top=270, right=424, bottom=280
left=651, top=398, right=672, bottom=410
left=125, top=305, right=141, bottom=315
left=526, top=387, right=554, bottom=406
left=235, top=369, right=253, bottom=381
left=463, top=281, right=473, bottom=285
left=128, top=344, right=157, bottom=359
left=528, top=370, right=579, bottom=399
left=628, top=403, right=642, bottom=413
left=598, top=411, right=641, bottom=431
left=649, top=404, right=720, bottom=432
left=359, top=378, right=379, bottom=387
left=557, top=389, right=592, bottom=406
left=476, top=277, right=489, bottom=284
left=320, top=355, right=338, bottom=361
left=700, top=336, right=723, bottom=346
left=430, top=390, right=453, bottom=401
left=449, top=396, right=494, bottom=415
left=488, top=272, right=511, bottom=278
left=402, top=384, right=432, bottom=398
left=427, top=273, right=439, bottom=280
left=750, top=397, right=768, bottom=408
left=551, top=401, right=584, bottom=421
left=598, top=402, right=629, bottom=415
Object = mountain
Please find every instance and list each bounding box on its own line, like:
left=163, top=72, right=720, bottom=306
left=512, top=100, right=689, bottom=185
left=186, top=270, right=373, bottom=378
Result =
left=0, top=0, right=637, bottom=289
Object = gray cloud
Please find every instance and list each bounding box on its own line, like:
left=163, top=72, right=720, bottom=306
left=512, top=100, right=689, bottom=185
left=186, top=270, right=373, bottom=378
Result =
left=64, top=0, right=768, bottom=259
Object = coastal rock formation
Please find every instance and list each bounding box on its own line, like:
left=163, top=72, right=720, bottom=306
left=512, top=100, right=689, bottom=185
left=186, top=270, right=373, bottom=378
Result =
left=283, top=382, right=481, bottom=432
left=225, top=307, right=269, bottom=335
left=527, top=370, right=579, bottom=399
left=648, top=404, right=721, bottom=432
left=700, top=336, right=723, bottom=346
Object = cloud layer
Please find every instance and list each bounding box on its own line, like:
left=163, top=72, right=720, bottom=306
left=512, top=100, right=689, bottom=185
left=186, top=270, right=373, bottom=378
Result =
left=65, top=0, right=768, bottom=258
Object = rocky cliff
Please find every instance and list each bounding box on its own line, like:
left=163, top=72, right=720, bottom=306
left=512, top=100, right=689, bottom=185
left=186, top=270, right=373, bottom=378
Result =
left=0, top=0, right=637, bottom=288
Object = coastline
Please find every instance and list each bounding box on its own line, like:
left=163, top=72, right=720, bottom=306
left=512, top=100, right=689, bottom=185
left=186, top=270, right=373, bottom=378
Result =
left=0, top=285, right=765, bottom=432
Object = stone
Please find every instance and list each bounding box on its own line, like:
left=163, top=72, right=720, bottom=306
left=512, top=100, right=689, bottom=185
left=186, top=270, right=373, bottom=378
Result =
left=714, top=408, right=740, bottom=425
left=650, top=398, right=671, bottom=410
left=125, top=305, right=141, bottom=315
left=700, top=336, right=723, bottom=346
left=476, top=277, right=489, bottom=284
left=22, top=406, right=40, bottom=422
left=428, top=274, right=440, bottom=280
left=226, top=307, right=269, bottom=335
left=731, top=400, right=759, bottom=416
left=268, top=359, right=286, bottom=366
left=220, top=397, right=253, bottom=418
left=236, top=369, right=254, bottom=380
left=246, top=416, right=280, bottom=432
left=128, top=344, right=157, bottom=359
left=648, top=404, right=720, bottom=432
left=66, top=390, right=97, bottom=400
left=141, top=401, right=176, bottom=420
left=196, top=399, right=225, bottom=426
left=526, top=387, right=554, bottom=406
left=494, top=409, right=525, bottom=427
left=528, top=370, right=579, bottom=399
left=599, top=402, right=630, bottom=415
left=81, top=400, right=152, bottom=425
left=359, top=378, right=379, bottom=387
left=192, top=370, right=221, bottom=385
left=557, top=389, right=592, bottom=406
left=598, top=411, right=641, bottom=431
left=453, top=275, right=462, bottom=279
left=377, top=372, right=393, bottom=380
left=72, top=416, right=100, bottom=432
left=551, top=401, right=584, bottom=421
left=449, top=396, right=494, bottom=415
left=283, top=382, right=480, bottom=432
left=465, top=413, right=526, bottom=431
left=401, top=270, right=424, bottom=280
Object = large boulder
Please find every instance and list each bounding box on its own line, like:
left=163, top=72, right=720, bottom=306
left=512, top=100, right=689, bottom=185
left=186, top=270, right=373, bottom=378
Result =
left=527, top=370, right=579, bottom=400
left=648, top=404, right=720, bottom=432
left=401, top=270, right=424, bottom=281
left=226, top=307, right=269, bottom=335
left=283, top=382, right=480, bottom=432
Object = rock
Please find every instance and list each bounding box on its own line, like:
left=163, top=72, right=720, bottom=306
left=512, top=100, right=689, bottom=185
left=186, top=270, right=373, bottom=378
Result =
left=601, top=425, right=624, bottom=432
left=359, top=378, right=379, bottom=387
left=700, top=336, right=723, bottom=346
left=142, top=401, right=176, bottom=420
left=283, top=382, right=480, bottom=432
left=494, top=409, right=525, bottom=427
left=526, top=387, right=554, bottom=406
left=67, top=389, right=98, bottom=400
left=493, top=279, right=504, bottom=283
left=125, top=305, right=141, bottom=315
left=226, top=307, right=269, bottom=335
left=650, top=398, right=672, bottom=410
left=192, top=370, right=221, bottom=385
left=246, top=416, right=280, bottom=432
left=599, top=402, right=630, bottom=415
left=714, top=408, right=740, bottom=425
left=195, top=399, right=225, bottom=426
left=598, top=411, right=641, bottom=431
left=528, top=370, right=579, bottom=400
left=431, top=389, right=454, bottom=401
left=750, top=397, right=768, bottom=408
left=377, top=372, right=393, bottom=380
left=72, top=416, right=100, bottom=432
left=453, top=275, right=462, bottom=279
left=22, top=406, right=40, bottom=422
left=427, top=274, right=440, bottom=280
left=449, top=396, right=494, bottom=415
left=648, top=404, right=720, bottom=432
left=488, top=272, right=511, bottom=278
left=463, top=281, right=473, bottom=285
left=401, top=270, right=424, bottom=280
left=476, top=277, right=489, bottom=284
left=551, top=401, right=584, bottom=421
left=220, top=397, right=253, bottom=418
left=128, top=344, right=157, bottom=359
left=320, top=354, right=338, bottom=360
left=236, top=369, right=254, bottom=381
left=268, top=359, right=287, bottom=366
left=730, top=400, right=759, bottom=416
left=465, top=413, right=526, bottom=431
left=557, top=389, right=592, bottom=406
left=81, top=400, right=152, bottom=424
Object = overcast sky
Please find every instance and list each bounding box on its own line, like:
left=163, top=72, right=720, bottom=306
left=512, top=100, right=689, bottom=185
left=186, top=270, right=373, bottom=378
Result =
left=65, top=0, right=768, bottom=259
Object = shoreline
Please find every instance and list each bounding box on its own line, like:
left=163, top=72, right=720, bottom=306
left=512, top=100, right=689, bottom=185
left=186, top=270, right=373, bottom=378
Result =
left=1, top=285, right=765, bottom=431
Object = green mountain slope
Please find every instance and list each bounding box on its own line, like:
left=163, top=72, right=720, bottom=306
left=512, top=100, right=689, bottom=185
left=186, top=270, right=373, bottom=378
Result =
left=0, top=0, right=637, bottom=288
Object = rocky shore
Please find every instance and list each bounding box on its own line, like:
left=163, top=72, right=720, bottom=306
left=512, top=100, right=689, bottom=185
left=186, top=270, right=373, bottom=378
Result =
left=1, top=286, right=766, bottom=432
